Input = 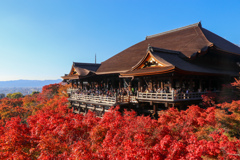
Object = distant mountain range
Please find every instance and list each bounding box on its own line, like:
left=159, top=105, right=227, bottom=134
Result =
left=0, top=79, right=62, bottom=88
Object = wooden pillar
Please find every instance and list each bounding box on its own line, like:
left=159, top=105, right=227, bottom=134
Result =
left=78, top=106, right=81, bottom=114
left=151, top=80, right=153, bottom=91
left=199, top=79, right=202, bottom=92
left=78, top=103, right=82, bottom=113
left=88, top=81, right=91, bottom=89
left=138, top=78, right=143, bottom=92
left=91, top=82, right=94, bottom=89
left=119, top=79, right=121, bottom=89
left=102, top=105, right=105, bottom=112
left=189, top=79, right=193, bottom=91
left=157, top=79, right=160, bottom=89
left=98, top=105, right=102, bottom=117
left=128, top=80, right=131, bottom=92
left=153, top=103, right=158, bottom=119
left=102, top=105, right=105, bottom=116
left=85, top=104, right=88, bottom=114
left=80, top=81, right=83, bottom=89
left=179, top=79, right=183, bottom=89
left=170, top=77, right=173, bottom=90
left=111, top=79, right=114, bottom=89
left=161, top=81, right=164, bottom=89
left=106, top=79, right=109, bottom=89
left=209, top=79, right=212, bottom=91
left=155, top=79, right=158, bottom=90
left=76, top=79, right=79, bottom=88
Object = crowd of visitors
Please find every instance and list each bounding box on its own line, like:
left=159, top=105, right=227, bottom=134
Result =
left=72, top=87, right=138, bottom=97
left=144, top=86, right=207, bottom=94
left=69, top=86, right=207, bottom=98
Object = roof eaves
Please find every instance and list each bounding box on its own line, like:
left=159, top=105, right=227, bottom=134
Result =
left=211, top=45, right=240, bottom=56
left=174, top=67, right=238, bottom=76
left=121, top=67, right=175, bottom=77
left=96, top=70, right=127, bottom=75
left=73, top=62, right=101, bottom=66
left=61, top=75, right=79, bottom=80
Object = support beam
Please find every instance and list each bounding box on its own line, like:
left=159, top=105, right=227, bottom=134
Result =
left=85, top=104, right=88, bottom=114
left=79, top=103, right=81, bottom=114
left=153, top=103, right=158, bottom=119
left=72, top=106, right=75, bottom=113
left=101, top=105, right=105, bottom=116
left=170, top=77, right=173, bottom=90
left=209, top=79, right=212, bottom=91
left=180, top=79, right=183, bottom=90
left=76, top=80, right=79, bottom=88
left=161, top=81, right=164, bottom=89
left=199, top=79, right=202, bottom=92
left=151, top=80, right=153, bottom=91
left=128, top=80, right=131, bottom=92
left=119, top=79, right=121, bottom=89
left=139, top=78, right=144, bottom=92
left=189, top=79, right=193, bottom=91
left=80, top=81, right=83, bottom=89
left=157, top=80, right=160, bottom=89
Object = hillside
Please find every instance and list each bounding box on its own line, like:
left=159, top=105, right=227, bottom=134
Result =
left=0, top=79, right=62, bottom=88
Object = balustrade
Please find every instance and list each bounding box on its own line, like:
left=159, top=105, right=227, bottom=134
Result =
left=67, top=88, right=78, bottom=94
left=70, top=93, right=117, bottom=104
left=69, top=89, right=210, bottom=104
left=137, top=91, right=207, bottom=102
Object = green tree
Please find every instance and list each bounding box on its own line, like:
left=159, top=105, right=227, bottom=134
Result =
left=11, top=92, right=23, bottom=99
left=31, top=91, right=40, bottom=96
left=6, top=93, right=12, bottom=98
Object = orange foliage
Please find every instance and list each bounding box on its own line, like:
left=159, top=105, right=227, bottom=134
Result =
left=0, top=83, right=240, bottom=159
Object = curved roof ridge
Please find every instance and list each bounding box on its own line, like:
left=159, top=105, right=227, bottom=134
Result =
left=146, top=22, right=201, bottom=39
left=197, top=25, right=214, bottom=47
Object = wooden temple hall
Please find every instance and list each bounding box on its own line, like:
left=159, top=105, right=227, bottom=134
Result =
left=62, top=22, right=240, bottom=117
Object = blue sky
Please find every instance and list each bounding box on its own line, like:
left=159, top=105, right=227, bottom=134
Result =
left=0, top=0, right=240, bottom=81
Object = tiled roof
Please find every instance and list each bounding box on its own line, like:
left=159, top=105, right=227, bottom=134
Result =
left=61, top=75, right=79, bottom=80
left=96, top=22, right=240, bottom=74
left=73, top=62, right=101, bottom=72
left=62, top=63, right=101, bottom=80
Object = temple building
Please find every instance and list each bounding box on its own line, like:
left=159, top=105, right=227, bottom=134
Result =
left=62, top=22, right=240, bottom=117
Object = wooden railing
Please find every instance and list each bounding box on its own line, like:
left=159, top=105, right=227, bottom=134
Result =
left=70, top=93, right=117, bottom=104
left=137, top=92, right=174, bottom=101
left=137, top=91, right=207, bottom=102
left=174, top=92, right=206, bottom=101
left=69, top=90, right=210, bottom=104
left=69, top=93, right=138, bottom=105
left=67, top=88, right=78, bottom=94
